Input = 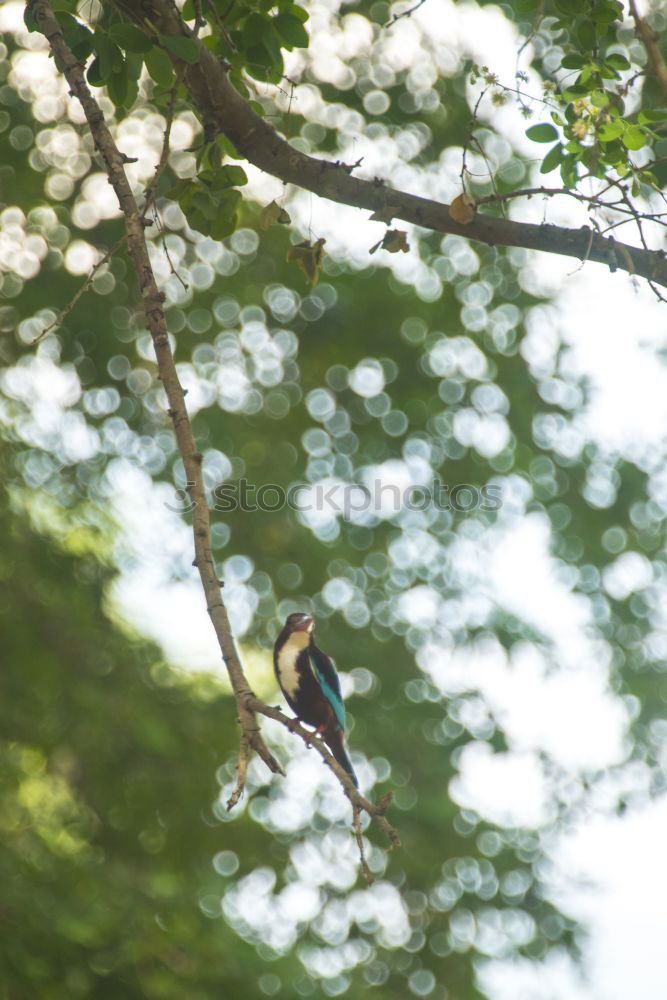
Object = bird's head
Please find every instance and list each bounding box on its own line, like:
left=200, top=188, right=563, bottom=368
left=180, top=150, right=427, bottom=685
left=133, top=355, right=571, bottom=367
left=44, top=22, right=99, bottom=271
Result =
left=285, top=611, right=314, bottom=635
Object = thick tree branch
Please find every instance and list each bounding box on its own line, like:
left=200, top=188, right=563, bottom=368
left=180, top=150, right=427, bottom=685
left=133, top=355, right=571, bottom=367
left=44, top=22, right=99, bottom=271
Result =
left=33, top=0, right=283, bottom=783
left=115, top=0, right=667, bottom=289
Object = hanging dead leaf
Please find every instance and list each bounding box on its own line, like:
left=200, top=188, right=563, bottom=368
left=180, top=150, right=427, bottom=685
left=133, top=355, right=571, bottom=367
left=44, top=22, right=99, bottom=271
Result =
left=370, top=229, right=410, bottom=255
left=260, top=200, right=291, bottom=230
left=369, top=204, right=401, bottom=224
left=286, top=237, right=326, bottom=286
left=384, top=229, right=410, bottom=253
left=449, top=193, right=476, bottom=224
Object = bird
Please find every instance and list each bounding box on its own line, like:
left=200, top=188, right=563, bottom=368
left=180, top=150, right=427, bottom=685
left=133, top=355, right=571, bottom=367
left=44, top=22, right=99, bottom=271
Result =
left=273, top=612, right=358, bottom=787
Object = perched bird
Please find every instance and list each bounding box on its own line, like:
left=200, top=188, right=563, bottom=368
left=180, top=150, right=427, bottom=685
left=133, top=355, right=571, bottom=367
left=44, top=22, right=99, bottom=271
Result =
left=273, top=612, right=358, bottom=787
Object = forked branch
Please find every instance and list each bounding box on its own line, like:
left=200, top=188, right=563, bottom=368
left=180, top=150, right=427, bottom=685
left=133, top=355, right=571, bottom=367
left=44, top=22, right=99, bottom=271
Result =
left=111, top=0, right=667, bottom=290
left=33, top=0, right=399, bottom=869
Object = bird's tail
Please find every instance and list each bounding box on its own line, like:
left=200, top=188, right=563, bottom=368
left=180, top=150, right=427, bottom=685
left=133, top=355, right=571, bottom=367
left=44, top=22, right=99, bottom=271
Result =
left=325, top=729, right=358, bottom=787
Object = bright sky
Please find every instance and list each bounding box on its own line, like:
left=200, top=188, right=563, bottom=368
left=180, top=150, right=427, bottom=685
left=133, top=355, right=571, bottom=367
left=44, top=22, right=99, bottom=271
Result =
left=2, top=0, right=667, bottom=996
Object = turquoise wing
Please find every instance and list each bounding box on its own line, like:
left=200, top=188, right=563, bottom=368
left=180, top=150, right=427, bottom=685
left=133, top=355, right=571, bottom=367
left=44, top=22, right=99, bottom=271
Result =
left=309, top=649, right=346, bottom=731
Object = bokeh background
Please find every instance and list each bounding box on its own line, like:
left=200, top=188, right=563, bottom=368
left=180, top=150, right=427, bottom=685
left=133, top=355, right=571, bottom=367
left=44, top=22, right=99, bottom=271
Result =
left=1, top=0, right=667, bottom=997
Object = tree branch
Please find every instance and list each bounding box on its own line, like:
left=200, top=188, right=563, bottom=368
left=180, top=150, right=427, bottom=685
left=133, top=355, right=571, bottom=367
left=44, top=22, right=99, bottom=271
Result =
left=246, top=697, right=401, bottom=853
left=113, top=0, right=667, bottom=290
left=33, top=0, right=284, bottom=785
left=32, top=235, right=125, bottom=344
left=35, top=0, right=400, bottom=864
left=629, top=0, right=667, bottom=101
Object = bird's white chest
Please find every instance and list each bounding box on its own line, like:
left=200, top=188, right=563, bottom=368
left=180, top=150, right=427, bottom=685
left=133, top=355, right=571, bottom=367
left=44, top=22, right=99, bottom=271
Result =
left=276, top=635, right=309, bottom=698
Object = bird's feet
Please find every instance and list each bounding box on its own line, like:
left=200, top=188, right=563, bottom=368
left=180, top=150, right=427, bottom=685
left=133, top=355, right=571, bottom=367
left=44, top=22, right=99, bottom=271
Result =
left=303, top=724, right=326, bottom=748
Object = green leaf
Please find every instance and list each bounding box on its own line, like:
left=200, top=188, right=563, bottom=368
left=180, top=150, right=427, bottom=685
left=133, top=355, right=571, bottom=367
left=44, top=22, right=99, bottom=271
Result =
left=526, top=123, right=559, bottom=143
left=256, top=26, right=282, bottom=67
left=605, top=53, right=630, bottom=72
left=246, top=44, right=284, bottom=82
left=243, top=13, right=269, bottom=46
left=622, top=125, right=646, bottom=150
left=638, top=169, right=658, bottom=188
left=87, top=57, right=104, bottom=88
left=560, top=154, right=578, bottom=188
left=638, top=108, right=667, bottom=124
left=183, top=187, right=241, bottom=239
left=93, top=32, right=123, bottom=82
left=124, top=52, right=144, bottom=82
left=165, top=179, right=193, bottom=201
left=283, top=2, right=309, bottom=22
left=199, top=165, right=248, bottom=189
left=598, top=119, right=625, bottom=142
left=56, top=12, right=93, bottom=60
left=217, top=135, right=242, bottom=159
left=210, top=210, right=239, bottom=240
left=161, top=35, right=200, bottom=65
left=217, top=165, right=248, bottom=187
left=593, top=2, right=623, bottom=24
left=560, top=54, right=586, bottom=69
left=540, top=143, right=563, bottom=174
left=577, top=21, right=597, bottom=51
left=554, top=0, right=580, bottom=14
left=106, top=67, right=129, bottom=108
left=145, top=46, right=175, bottom=87
left=562, top=86, right=588, bottom=101
left=273, top=13, right=309, bottom=48
left=109, top=23, right=152, bottom=54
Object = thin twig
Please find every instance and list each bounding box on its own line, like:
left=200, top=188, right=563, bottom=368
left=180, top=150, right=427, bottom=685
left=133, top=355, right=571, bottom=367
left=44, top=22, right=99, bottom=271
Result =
left=353, top=806, right=374, bottom=886
left=32, top=236, right=125, bottom=343
left=460, top=87, right=488, bottom=195
left=247, top=697, right=401, bottom=850
left=142, top=71, right=183, bottom=219
left=227, top=733, right=250, bottom=810
left=152, top=206, right=190, bottom=289
left=385, top=0, right=427, bottom=27
left=516, top=0, right=545, bottom=69
left=192, top=0, right=204, bottom=35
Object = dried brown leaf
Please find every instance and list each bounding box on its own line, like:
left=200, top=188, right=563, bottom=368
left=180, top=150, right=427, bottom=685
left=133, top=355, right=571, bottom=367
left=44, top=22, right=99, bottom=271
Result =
left=449, top=192, right=476, bottom=224
left=260, top=199, right=291, bottom=230
left=286, top=237, right=326, bottom=286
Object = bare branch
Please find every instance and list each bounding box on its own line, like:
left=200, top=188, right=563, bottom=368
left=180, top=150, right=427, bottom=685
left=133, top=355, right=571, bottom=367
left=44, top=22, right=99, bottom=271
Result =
left=227, top=732, right=250, bottom=811
left=353, top=806, right=374, bottom=886
left=32, top=236, right=125, bottom=343
left=247, top=698, right=402, bottom=851
left=142, top=71, right=183, bottom=219
left=385, top=0, right=428, bottom=28
left=33, top=0, right=284, bottom=785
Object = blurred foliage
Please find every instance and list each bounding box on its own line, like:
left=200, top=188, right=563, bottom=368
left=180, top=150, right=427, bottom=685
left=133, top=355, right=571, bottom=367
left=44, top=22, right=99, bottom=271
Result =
left=1, top=1, right=667, bottom=998
left=0, top=462, right=306, bottom=999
